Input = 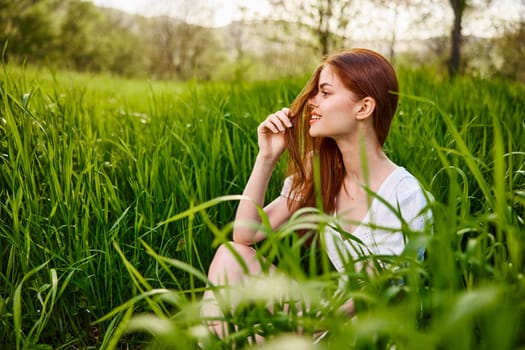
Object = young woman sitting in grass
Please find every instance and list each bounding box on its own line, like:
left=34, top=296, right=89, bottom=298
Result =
left=201, top=48, right=432, bottom=338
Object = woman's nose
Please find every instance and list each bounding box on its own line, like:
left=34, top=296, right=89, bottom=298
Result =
left=308, top=95, right=319, bottom=108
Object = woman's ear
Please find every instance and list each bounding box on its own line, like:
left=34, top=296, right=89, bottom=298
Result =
left=355, top=97, right=375, bottom=120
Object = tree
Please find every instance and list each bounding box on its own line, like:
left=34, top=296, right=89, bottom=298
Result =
left=229, top=6, right=248, bottom=81
left=267, top=0, right=355, bottom=56
left=368, top=0, right=435, bottom=66
left=493, top=19, right=525, bottom=82
left=448, top=0, right=467, bottom=76
left=99, top=12, right=152, bottom=77
left=0, top=0, right=59, bottom=63
left=147, top=16, right=223, bottom=80
left=447, top=0, right=500, bottom=77
left=59, top=1, right=105, bottom=71
left=144, top=0, right=223, bottom=80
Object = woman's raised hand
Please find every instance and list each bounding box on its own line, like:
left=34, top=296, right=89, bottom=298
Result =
left=257, top=107, right=293, bottom=162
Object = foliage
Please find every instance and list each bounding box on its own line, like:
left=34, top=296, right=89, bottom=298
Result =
left=0, top=63, right=524, bottom=348
left=0, top=0, right=59, bottom=62
left=1, top=0, right=525, bottom=82
left=267, top=0, right=355, bottom=55
left=490, top=20, right=525, bottom=82
left=0, top=0, right=228, bottom=81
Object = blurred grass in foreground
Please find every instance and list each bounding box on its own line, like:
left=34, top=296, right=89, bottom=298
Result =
left=0, top=64, right=523, bottom=349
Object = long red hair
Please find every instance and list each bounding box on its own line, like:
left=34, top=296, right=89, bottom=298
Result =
left=285, top=48, right=399, bottom=213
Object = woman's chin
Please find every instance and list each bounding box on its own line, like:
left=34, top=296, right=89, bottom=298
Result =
left=308, top=127, right=322, bottom=138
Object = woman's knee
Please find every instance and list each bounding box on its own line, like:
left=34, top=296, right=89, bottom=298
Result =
left=214, top=241, right=256, bottom=262
left=208, top=242, right=261, bottom=280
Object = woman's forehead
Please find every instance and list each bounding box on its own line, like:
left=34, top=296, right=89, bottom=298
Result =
left=318, top=65, right=343, bottom=87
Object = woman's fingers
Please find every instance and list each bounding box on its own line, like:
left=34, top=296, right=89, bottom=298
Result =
left=278, top=107, right=293, bottom=127
left=259, top=108, right=293, bottom=134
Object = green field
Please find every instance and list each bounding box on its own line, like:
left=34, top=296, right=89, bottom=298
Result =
left=1, top=64, right=524, bottom=349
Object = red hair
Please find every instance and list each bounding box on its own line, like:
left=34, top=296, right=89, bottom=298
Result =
left=285, top=48, right=399, bottom=213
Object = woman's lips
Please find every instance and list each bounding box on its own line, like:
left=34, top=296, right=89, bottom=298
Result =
left=310, top=113, right=321, bottom=124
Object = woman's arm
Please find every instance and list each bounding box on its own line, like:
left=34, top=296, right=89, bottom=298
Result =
left=233, top=166, right=292, bottom=244
left=232, top=108, right=294, bottom=245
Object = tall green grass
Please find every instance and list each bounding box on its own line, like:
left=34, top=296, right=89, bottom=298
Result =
left=0, top=63, right=523, bottom=349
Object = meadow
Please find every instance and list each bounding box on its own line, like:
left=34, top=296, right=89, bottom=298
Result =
left=0, top=63, right=524, bottom=349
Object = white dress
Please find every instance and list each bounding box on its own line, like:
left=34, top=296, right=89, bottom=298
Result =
left=280, top=167, right=432, bottom=272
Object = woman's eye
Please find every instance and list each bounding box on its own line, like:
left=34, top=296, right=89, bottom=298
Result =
left=321, top=91, right=328, bottom=96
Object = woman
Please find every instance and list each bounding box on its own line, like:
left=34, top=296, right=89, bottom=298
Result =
left=201, top=48, right=432, bottom=337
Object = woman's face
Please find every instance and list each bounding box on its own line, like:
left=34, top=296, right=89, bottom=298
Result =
left=308, top=65, right=362, bottom=139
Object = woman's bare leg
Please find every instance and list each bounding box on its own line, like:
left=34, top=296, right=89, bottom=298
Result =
left=201, top=241, right=274, bottom=337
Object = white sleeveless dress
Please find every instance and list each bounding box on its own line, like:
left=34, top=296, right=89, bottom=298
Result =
left=280, top=167, right=432, bottom=272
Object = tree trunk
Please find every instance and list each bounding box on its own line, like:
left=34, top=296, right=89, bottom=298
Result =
left=317, top=0, right=332, bottom=56
left=389, top=3, right=399, bottom=65
left=448, top=0, right=466, bottom=77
